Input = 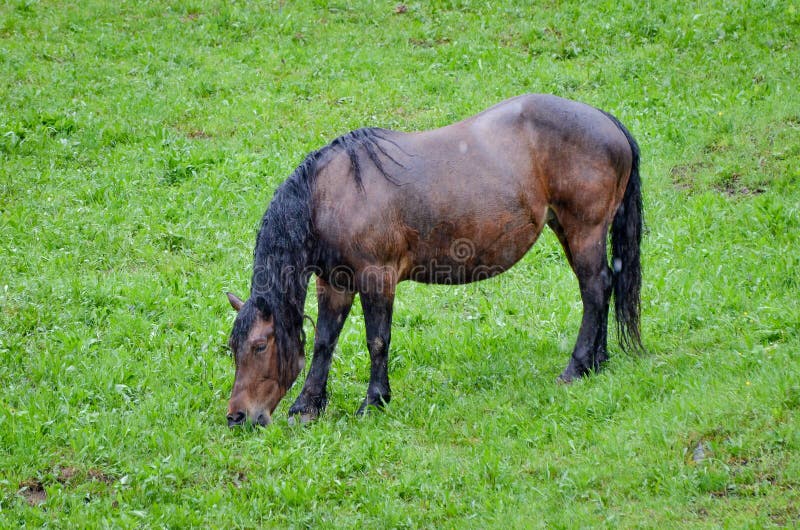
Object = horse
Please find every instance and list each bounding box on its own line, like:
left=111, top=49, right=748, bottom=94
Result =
left=224, top=94, right=643, bottom=427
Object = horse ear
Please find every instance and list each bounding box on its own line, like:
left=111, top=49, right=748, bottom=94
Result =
left=264, top=318, right=275, bottom=336
left=226, top=292, right=245, bottom=312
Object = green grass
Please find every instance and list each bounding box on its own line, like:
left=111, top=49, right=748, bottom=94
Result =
left=1, top=0, right=799, bottom=527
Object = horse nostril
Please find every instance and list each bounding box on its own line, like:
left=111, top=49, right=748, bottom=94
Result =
left=227, top=411, right=246, bottom=427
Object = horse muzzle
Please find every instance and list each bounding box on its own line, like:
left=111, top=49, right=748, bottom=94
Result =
left=227, top=409, right=271, bottom=428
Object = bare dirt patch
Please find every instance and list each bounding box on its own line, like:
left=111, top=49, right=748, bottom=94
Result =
left=712, top=173, right=766, bottom=197
left=88, top=468, right=116, bottom=484
left=18, top=478, right=46, bottom=506
left=408, top=37, right=450, bottom=48
left=187, top=129, right=211, bottom=140
left=57, top=466, right=79, bottom=484
left=669, top=162, right=707, bottom=192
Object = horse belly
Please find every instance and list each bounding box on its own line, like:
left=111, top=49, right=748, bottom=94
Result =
left=405, top=216, right=543, bottom=285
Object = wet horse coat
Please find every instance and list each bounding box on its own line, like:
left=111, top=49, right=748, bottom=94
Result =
left=225, top=94, right=643, bottom=426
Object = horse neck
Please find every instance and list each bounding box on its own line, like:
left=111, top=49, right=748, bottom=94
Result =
left=249, top=174, right=317, bottom=326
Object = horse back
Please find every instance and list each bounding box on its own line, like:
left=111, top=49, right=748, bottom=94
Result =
left=311, top=94, right=633, bottom=286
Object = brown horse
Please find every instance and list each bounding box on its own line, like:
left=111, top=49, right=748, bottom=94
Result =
left=224, top=94, right=643, bottom=427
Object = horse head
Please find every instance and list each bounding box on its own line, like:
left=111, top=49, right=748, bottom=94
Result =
left=225, top=292, right=305, bottom=427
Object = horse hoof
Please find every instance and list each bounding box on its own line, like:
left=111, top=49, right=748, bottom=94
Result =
left=357, top=394, right=390, bottom=416
left=556, top=373, right=574, bottom=385
left=288, top=412, right=317, bottom=426
left=557, top=367, right=583, bottom=384
left=356, top=402, right=380, bottom=416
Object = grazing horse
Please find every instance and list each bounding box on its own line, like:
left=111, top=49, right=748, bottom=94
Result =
left=224, top=94, right=643, bottom=427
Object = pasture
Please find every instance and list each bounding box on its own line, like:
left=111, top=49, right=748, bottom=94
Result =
left=1, top=0, right=799, bottom=527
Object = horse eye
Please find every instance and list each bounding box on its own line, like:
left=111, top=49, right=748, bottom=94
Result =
left=254, top=343, right=268, bottom=354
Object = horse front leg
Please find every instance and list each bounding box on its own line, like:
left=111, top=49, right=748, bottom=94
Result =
left=288, top=277, right=354, bottom=423
left=357, top=289, right=395, bottom=415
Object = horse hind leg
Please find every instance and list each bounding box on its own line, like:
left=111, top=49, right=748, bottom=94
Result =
left=550, top=216, right=612, bottom=382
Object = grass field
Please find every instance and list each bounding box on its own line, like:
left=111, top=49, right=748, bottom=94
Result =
left=2, top=0, right=799, bottom=527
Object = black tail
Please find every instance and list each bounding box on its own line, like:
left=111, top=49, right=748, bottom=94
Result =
left=608, top=116, right=644, bottom=354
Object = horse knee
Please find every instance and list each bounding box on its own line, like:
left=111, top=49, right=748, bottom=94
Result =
left=314, top=335, right=337, bottom=353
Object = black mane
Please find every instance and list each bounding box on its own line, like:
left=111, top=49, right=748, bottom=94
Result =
left=329, top=127, right=406, bottom=189
left=242, top=127, right=401, bottom=385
